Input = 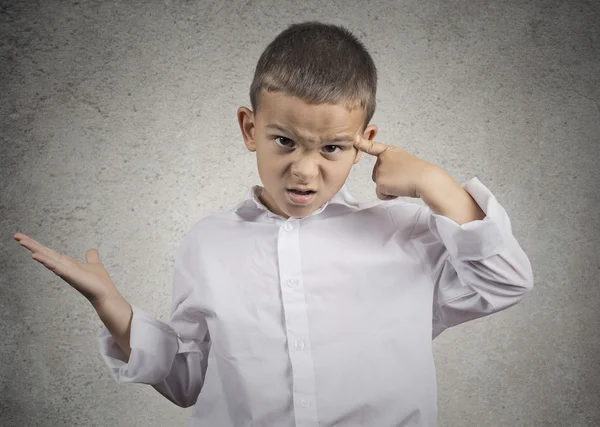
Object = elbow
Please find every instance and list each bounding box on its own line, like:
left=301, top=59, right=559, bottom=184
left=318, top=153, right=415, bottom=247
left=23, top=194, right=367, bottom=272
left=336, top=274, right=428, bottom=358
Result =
left=506, top=254, right=534, bottom=298
left=523, top=276, right=534, bottom=295
left=508, top=271, right=534, bottom=302
left=520, top=258, right=534, bottom=295
left=489, top=272, right=534, bottom=312
left=514, top=279, right=533, bottom=304
left=507, top=272, right=534, bottom=306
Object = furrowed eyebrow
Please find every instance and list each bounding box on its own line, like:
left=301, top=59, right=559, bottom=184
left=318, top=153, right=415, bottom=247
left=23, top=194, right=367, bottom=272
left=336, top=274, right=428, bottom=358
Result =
left=265, top=124, right=354, bottom=144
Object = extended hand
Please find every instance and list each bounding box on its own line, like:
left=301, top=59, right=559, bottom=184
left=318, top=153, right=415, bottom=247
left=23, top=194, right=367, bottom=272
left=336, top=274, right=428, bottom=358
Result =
left=14, top=233, right=119, bottom=306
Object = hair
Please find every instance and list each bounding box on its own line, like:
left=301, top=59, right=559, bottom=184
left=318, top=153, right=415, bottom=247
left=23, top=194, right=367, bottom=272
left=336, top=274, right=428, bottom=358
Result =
left=249, top=21, right=377, bottom=131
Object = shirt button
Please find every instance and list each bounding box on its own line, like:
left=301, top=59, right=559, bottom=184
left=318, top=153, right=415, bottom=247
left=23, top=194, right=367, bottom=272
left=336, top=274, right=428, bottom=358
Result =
left=294, top=340, right=305, bottom=350
left=284, top=223, right=294, bottom=231
left=286, top=279, right=297, bottom=288
left=300, top=399, right=311, bottom=408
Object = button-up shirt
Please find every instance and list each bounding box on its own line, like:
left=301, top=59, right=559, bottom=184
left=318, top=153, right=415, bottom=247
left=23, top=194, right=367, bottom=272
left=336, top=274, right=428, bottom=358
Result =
left=98, top=177, right=533, bottom=426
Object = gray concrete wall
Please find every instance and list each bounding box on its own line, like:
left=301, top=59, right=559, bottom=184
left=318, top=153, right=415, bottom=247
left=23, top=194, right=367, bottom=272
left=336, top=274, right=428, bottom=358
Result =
left=2, top=0, right=598, bottom=426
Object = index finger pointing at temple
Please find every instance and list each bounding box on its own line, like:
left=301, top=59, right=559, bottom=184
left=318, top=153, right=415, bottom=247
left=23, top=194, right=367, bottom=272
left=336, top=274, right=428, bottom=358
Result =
left=353, top=135, right=391, bottom=156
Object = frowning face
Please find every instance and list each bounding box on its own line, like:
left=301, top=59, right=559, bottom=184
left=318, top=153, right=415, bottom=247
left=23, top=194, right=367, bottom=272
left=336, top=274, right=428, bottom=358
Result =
left=238, top=90, right=378, bottom=218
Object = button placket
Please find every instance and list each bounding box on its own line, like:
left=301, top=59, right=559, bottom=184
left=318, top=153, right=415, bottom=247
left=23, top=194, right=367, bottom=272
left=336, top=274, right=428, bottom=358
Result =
left=278, top=219, right=318, bottom=426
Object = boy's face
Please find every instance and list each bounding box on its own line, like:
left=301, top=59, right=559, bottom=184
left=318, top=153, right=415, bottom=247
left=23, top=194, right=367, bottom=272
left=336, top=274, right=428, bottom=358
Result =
left=238, top=90, right=378, bottom=219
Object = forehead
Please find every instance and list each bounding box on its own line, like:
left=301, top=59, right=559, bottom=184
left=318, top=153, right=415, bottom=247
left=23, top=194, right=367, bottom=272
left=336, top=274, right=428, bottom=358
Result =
left=257, top=91, right=364, bottom=133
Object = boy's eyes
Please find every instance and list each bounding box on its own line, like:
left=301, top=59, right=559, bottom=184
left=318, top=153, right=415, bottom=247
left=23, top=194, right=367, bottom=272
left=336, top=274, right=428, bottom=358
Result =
left=273, top=136, right=344, bottom=154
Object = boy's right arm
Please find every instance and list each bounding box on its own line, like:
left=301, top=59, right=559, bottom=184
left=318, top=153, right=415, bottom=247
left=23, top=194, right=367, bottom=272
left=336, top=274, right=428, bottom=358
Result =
left=14, top=232, right=210, bottom=408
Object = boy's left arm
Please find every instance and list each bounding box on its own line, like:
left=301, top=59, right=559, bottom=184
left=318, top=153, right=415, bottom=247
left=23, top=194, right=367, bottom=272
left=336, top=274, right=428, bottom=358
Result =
left=413, top=168, right=534, bottom=339
left=351, top=135, right=533, bottom=339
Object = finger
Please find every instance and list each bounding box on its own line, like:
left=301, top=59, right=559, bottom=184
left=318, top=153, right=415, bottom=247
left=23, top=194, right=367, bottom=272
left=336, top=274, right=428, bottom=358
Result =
left=14, top=233, right=34, bottom=244
left=18, top=236, right=62, bottom=260
left=31, top=249, right=74, bottom=279
left=353, top=135, right=390, bottom=156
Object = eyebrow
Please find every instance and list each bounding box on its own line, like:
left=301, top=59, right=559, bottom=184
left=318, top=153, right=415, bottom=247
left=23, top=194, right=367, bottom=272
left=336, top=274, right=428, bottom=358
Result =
left=265, top=124, right=355, bottom=144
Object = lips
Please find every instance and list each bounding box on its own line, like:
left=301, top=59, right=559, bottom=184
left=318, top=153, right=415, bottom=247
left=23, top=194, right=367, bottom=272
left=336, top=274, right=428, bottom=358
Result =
left=287, top=189, right=316, bottom=205
left=288, top=188, right=316, bottom=194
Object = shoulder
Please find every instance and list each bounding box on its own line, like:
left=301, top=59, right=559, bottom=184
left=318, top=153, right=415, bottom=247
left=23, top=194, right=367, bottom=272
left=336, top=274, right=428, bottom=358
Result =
left=176, top=211, right=238, bottom=254
left=378, top=199, right=428, bottom=237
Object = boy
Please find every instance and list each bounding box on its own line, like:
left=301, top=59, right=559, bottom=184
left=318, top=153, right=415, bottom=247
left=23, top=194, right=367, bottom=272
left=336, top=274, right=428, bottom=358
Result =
left=14, top=21, right=533, bottom=427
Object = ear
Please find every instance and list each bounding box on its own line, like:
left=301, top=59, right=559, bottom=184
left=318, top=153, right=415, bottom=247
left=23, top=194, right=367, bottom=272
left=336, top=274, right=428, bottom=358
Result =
left=238, top=107, right=256, bottom=152
left=353, top=124, right=378, bottom=164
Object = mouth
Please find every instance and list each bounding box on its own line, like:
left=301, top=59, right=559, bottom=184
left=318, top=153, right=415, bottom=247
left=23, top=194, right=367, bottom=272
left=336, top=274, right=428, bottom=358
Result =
left=286, top=188, right=316, bottom=205
left=287, top=188, right=316, bottom=194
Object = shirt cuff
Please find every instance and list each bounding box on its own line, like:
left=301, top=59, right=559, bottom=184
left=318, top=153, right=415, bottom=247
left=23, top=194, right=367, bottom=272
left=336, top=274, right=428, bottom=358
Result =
left=97, top=304, right=179, bottom=384
left=426, top=177, right=512, bottom=261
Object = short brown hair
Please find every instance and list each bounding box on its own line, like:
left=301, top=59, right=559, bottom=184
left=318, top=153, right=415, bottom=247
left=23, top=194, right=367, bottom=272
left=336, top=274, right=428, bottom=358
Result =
left=249, top=21, right=377, bottom=131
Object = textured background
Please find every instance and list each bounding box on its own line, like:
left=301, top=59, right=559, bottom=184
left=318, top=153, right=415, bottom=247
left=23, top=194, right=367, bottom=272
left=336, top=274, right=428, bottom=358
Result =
left=1, top=0, right=599, bottom=426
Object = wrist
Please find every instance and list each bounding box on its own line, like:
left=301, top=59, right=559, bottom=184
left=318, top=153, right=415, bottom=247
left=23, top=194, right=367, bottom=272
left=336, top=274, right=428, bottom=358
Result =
left=90, top=289, right=126, bottom=311
left=92, top=290, right=133, bottom=359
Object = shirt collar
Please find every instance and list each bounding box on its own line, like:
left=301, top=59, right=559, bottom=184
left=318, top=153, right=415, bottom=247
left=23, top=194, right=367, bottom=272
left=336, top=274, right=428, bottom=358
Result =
left=234, top=183, right=361, bottom=220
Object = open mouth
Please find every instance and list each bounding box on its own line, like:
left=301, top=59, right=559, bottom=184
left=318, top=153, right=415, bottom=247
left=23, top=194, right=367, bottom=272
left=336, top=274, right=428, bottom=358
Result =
left=287, top=189, right=316, bottom=204
left=288, top=189, right=315, bottom=195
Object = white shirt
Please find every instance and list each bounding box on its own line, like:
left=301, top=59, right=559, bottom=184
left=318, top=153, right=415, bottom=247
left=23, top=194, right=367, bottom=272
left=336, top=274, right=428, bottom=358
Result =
left=98, top=177, right=533, bottom=427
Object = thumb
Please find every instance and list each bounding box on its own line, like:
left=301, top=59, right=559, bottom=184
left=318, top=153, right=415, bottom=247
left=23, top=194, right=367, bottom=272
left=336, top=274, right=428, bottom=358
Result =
left=353, top=135, right=390, bottom=156
left=86, top=248, right=102, bottom=264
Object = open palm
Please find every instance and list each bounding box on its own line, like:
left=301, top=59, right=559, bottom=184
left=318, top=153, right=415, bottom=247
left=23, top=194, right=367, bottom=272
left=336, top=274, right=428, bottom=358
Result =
left=14, top=233, right=118, bottom=305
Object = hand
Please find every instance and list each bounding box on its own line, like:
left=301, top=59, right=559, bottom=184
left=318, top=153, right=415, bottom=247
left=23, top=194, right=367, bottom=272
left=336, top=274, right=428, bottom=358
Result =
left=353, top=135, right=439, bottom=200
left=14, top=233, right=120, bottom=307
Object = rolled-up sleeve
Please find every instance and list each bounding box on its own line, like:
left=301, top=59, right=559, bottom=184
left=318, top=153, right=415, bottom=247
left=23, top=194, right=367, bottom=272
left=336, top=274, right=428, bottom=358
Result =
left=97, top=228, right=211, bottom=408
left=409, top=177, right=534, bottom=339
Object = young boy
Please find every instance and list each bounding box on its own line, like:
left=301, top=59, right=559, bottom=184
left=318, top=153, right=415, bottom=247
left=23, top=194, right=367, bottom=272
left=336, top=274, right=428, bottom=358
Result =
left=14, top=21, right=533, bottom=427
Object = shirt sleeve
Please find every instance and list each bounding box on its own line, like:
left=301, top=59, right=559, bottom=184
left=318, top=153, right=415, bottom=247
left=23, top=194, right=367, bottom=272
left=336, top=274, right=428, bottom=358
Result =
left=97, top=229, right=211, bottom=408
left=408, top=177, right=534, bottom=340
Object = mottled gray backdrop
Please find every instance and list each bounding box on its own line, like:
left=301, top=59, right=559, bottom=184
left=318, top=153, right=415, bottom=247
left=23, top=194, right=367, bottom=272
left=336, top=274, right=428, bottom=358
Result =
left=1, top=0, right=598, bottom=426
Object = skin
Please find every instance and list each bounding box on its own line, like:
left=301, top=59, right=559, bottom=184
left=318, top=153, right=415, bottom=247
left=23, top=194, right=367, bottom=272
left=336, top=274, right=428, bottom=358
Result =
left=237, top=90, right=379, bottom=219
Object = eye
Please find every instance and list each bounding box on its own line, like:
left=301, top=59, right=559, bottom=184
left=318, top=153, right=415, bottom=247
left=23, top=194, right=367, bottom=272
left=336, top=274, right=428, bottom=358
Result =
left=274, top=136, right=294, bottom=148
left=274, top=136, right=343, bottom=154
left=323, top=145, right=343, bottom=154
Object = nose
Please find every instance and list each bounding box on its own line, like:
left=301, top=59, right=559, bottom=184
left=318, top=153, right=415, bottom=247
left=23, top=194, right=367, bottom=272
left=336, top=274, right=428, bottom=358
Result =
left=290, top=154, right=320, bottom=181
